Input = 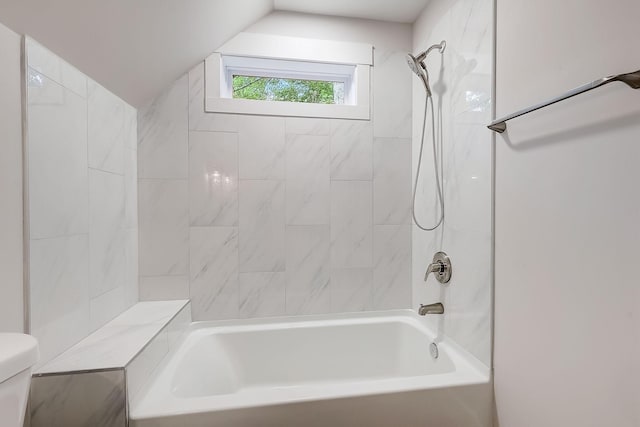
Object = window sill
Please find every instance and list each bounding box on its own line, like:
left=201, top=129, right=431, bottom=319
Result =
left=205, top=95, right=369, bottom=120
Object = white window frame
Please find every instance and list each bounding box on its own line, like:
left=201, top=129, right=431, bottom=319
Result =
left=205, top=33, right=372, bottom=120
left=221, top=56, right=355, bottom=105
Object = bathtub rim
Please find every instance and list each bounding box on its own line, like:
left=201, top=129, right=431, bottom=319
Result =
left=129, top=309, right=490, bottom=420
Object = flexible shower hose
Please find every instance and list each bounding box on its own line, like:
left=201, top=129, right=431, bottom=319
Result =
left=412, top=94, right=444, bottom=231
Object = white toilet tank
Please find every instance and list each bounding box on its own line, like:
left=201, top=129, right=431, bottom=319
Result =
left=0, top=333, right=39, bottom=427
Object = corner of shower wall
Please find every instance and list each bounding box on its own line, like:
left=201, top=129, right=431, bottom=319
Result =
left=0, top=22, right=25, bottom=334
left=23, top=37, right=139, bottom=367
left=410, top=0, right=494, bottom=368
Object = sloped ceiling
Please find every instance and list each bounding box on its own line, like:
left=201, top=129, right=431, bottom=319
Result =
left=274, top=0, right=431, bottom=24
left=0, top=0, right=430, bottom=107
left=0, top=0, right=274, bottom=107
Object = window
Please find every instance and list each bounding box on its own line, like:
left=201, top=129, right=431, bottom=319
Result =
left=219, top=55, right=356, bottom=106
left=232, top=76, right=345, bottom=105
left=205, top=33, right=372, bottom=120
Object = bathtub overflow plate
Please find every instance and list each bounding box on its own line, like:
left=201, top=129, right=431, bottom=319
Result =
left=430, top=342, right=439, bottom=359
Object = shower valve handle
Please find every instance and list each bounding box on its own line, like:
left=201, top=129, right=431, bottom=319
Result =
left=424, top=262, right=443, bottom=280
left=424, top=251, right=452, bottom=284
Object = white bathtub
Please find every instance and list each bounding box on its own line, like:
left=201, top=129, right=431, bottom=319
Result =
left=130, top=310, right=492, bottom=427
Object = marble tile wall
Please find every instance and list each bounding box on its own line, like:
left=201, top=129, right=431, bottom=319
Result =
left=31, top=370, right=127, bottom=427
left=26, top=38, right=139, bottom=366
left=126, top=303, right=192, bottom=406
left=0, top=22, right=24, bottom=333
left=30, top=301, right=191, bottom=427
left=411, top=0, right=493, bottom=367
left=138, top=38, right=413, bottom=320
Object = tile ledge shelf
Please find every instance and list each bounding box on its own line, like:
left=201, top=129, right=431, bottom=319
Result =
left=30, top=300, right=191, bottom=427
left=35, top=300, right=190, bottom=376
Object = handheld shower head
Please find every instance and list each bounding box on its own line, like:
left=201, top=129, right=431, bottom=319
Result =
left=407, top=40, right=447, bottom=95
left=405, top=53, right=423, bottom=75
left=406, top=53, right=430, bottom=93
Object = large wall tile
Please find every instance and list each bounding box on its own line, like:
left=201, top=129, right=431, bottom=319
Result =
left=373, top=138, right=412, bottom=224
left=26, top=37, right=87, bottom=98
left=285, top=226, right=331, bottom=315
left=89, top=286, right=126, bottom=332
left=189, top=227, right=239, bottom=320
left=124, top=104, right=137, bottom=151
left=286, top=134, right=330, bottom=225
left=138, top=75, right=188, bottom=179
left=138, top=22, right=416, bottom=320
left=138, top=180, right=188, bottom=276
left=30, top=235, right=90, bottom=366
left=330, top=181, right=373, bottom=269
left=374, top=225, right=411, bottom=309
left=238, top=180, right=285, bottom=272
left=139, top=276, right=189, bottom=301
left=124, top=148, right=138, bottom=229
left=89, top=169, right=125, bottom=298
left=188, top=62, right=243, bottom=132
left=285, top=117, right=331, bottom=136
left=167, top=304, right=192, bottom=349
left=238, top=116, right=286, bottom=179
left=331, top=268, right=373, bottom=313
left=0, top=23, right=23, bottom=334
left=412, top=1, right=493, bottom=367
left=88, top=80, right=125, bottom=174
left=444, top=123, right=492, bottom=233
left=330, top=120, right=373, bottom=180
left=189, top=131, right=239, bottom=226
left=30, top=370, right=126, bottom=427
left=26, top=44, right=138, bottom=368
left=442, top=228, right=492, bottom=365
left=123, top=228, right=139, bottom=306
left=238, top=272, right=286, bottom=318
left=373, top=49, right=412, bottom=138
left=126, top=328, right=169, bottom=401
left=27, top=69, right=88, bottom=239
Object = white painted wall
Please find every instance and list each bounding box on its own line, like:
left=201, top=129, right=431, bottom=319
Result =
left=494, top=0, right=640, bottom=425
left=0, top=22, right=24, bottom=333
left=247, top=11, right=412, bottom=49
left=0, top=0, right=273, bottom=107
left=273, top=0, right=430, bottom=24
left=411, top=0, right=493, bottom=368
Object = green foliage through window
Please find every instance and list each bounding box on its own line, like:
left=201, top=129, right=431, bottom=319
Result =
left=232, top=75, right=344, bottom=104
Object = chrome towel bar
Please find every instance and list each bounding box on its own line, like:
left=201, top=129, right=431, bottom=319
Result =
left=488, top=69, right=640, bottom=133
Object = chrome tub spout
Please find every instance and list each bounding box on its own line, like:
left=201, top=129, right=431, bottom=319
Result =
left=418, top=302, right=444, bottom=316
